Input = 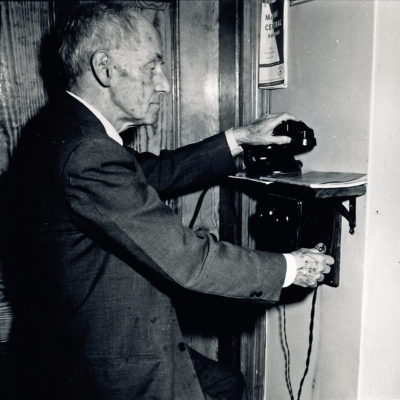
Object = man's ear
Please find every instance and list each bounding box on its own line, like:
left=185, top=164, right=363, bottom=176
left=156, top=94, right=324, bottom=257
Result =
left=91, top=50, right=111, bottom=87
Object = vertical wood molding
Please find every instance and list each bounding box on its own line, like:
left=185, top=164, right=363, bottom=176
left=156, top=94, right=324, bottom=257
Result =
left=167, top=0, right=181, bottom=214
left=218, top=0, right=241, bottom=367
left=239, top=1, right=269, bottom=399
left=218, top=0, right=240, bottom=247
left=177, top=0, right=221, bottom=360
left=170, top=0, right=180, bottom=151
left=177, top=0, right=221, bottom=238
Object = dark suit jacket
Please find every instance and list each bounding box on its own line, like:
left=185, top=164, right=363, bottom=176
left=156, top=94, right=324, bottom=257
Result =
left=8, top=94, right=286, bottom=399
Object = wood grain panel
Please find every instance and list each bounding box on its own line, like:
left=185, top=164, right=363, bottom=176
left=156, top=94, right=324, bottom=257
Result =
left=178, top=0, right=220, bottom=233
left=0, top=1, right=51, bottom=174
left=0, top=1, right=52, bottom=343
left=177, top=0, right=221, bottom=360
left=217, top=0, right=242, bottom=368
left=239, top=1, right=271, bottom=399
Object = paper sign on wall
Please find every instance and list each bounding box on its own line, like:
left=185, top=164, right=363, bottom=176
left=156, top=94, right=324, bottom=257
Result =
left=259, top=0, right=288, bottom=89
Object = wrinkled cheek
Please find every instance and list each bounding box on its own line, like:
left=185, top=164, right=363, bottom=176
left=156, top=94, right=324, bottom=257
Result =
left=114, top=83, right=148, bottom=118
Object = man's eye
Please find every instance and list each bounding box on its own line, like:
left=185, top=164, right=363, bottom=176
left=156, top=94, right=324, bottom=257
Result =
left=147, top=60, right=164, bottom=71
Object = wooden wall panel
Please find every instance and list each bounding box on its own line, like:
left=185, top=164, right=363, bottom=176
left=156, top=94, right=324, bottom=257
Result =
left=239, top=1, right=271, bottom=399
left=0, top=1, right=52, bottom=343
left=0, top=1, right=51, bottom=174
left=177, top=0, right=221, bottom=360
left=217, top=0, right=242, bottom=369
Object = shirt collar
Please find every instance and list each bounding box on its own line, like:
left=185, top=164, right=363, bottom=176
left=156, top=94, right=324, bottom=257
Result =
left=66, top=91, right=123, bottom=146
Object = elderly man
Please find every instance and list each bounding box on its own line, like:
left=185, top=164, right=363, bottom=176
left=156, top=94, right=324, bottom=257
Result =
left=8, top=3, right=333, bottom=400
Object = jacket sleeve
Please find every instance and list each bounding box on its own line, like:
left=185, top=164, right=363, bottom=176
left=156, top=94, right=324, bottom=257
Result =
left=134, top=133, right=237, bottom=199
left=63, top=138, right=286, bottom=303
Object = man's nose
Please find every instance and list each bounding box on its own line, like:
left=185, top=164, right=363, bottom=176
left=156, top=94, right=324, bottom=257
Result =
left=154, top=67, right=171, bottom=94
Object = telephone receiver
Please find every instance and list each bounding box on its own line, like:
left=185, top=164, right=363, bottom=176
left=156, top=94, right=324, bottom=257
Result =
left=243, top=120, right=316, bottom=176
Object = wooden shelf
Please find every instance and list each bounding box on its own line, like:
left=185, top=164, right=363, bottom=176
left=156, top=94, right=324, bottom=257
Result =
left=228, top=172, right=367, bottom=200
left=227, top=172, right=367, bottom=235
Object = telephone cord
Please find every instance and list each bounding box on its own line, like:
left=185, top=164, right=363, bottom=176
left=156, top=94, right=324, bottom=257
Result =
left=280, top=287, right=318, bottom=400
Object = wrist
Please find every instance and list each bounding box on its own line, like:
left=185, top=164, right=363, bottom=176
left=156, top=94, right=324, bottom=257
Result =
left=283, top=253, right=297, bottom=287
left=225, top=128, right=243, bottom=156
left=230, top=126, right=249, bottom=146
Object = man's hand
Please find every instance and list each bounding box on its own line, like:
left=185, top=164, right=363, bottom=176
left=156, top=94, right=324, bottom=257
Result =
left=231, top=112, right=296, bottom=146
left=291, top=248, right=334, bottom=288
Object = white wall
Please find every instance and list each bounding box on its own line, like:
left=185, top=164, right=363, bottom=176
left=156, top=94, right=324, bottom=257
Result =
left=264, top=0, right=400, bottom=399
left=359, top=1, right=400, bottom=398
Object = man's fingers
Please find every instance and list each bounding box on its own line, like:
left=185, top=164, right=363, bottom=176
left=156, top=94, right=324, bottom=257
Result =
left=326, top=256, right=335, bottom=265
left=307, top=250, right=335, bottom=266
left=256, top=112, right=297, bottom=130
left=271, top=135, right=291, bottom=145
left=307, top=248, right=320, bottom=254
left=323, top=265, right=331, bottom=274
left=292, top=248, right=335, bottom=288
left=269, top=112, right=296, bottom=124
left=258, top=111, right=295, bottom=120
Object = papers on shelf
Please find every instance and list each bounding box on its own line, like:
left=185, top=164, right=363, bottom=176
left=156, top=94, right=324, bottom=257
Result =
left=231, top=171, right=367, bottom=189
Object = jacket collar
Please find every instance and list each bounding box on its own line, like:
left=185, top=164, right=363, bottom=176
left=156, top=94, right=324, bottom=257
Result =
left=54, top=92, right=107, bottom=134
left=65, top=91, right=123, bottom=145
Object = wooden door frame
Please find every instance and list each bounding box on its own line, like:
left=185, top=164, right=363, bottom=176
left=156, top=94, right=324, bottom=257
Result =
left=218, top=1, right=271, bottom=399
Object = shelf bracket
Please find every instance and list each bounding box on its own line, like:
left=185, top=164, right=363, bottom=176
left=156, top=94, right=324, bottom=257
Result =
left=335, top=198, right=356, bottom=234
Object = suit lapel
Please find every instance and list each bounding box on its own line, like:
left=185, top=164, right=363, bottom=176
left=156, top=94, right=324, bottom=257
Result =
left=56, top=93, right=109, bottom=140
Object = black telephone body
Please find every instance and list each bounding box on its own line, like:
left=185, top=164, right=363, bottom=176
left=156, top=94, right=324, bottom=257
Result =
left=243, top=120, right=316, bottom=176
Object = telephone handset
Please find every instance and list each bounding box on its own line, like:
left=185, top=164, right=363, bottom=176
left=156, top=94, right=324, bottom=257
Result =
left=243, top=120, right=316, bottom=176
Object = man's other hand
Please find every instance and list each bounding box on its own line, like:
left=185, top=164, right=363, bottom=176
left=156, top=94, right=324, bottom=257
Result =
left=231, top=112, right=296, bottom=146
left=290, top=248, right=334, bottom=288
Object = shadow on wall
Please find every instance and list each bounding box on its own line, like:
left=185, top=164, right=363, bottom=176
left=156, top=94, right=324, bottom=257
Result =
left=0, top=19, right=71, bottom=397
left=0, top=173, right=16, bottom=399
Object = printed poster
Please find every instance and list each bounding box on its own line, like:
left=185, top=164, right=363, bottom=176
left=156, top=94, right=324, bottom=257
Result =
left=259, top=0, right=288, bottom=89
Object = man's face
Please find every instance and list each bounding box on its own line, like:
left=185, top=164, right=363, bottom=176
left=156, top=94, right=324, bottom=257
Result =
left=108, top=21, right=170, bottom=128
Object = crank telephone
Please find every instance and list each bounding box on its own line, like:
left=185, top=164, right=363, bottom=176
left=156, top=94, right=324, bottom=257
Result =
left=229, top=118, right=365, bottom=288
left=240, top=120, right=341, bottom=286
left=242, top=120, right=316, bottom=176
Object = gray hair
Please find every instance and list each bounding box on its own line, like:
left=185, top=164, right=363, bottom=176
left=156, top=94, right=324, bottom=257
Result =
left=58, top=2, right=144, bottom=86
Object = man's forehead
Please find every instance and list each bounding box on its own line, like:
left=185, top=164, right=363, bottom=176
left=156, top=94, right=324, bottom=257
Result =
left=108, top=15, right=163, bottom=63
left=133, top=19, right=163, bottom=60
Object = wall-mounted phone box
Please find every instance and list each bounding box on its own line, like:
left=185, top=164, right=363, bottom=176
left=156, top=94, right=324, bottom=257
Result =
left=228, top=172, right=367, bottom=288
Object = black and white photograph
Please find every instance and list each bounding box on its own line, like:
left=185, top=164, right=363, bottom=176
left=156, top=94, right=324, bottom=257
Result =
left=0, top=0, right=398, bottom=399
